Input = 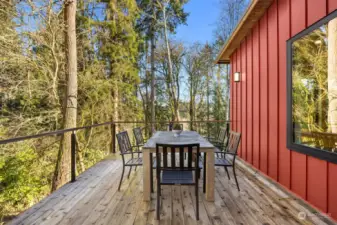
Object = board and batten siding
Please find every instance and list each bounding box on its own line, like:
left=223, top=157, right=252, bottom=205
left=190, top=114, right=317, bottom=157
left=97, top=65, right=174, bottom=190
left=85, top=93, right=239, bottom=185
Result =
left=230, top=0, right=337, bottom=221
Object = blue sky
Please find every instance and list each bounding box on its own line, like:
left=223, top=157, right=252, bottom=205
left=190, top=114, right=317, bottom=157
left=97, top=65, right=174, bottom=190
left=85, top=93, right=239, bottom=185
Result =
left=175, top=0, right=221, bottom=45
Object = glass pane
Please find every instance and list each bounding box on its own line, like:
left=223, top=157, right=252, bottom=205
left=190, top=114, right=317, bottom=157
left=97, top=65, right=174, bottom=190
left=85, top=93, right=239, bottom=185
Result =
left=292, top=17, right=337, bottom=153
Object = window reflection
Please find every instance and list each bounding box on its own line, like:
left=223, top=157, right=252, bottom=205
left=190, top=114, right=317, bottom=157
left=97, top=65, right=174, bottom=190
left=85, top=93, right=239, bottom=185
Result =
left=292, top=17, right=337, bottom=152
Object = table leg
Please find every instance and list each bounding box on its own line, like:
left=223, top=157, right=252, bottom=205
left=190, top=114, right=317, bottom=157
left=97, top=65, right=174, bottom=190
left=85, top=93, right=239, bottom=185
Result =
left=205, top=150, right=215, bottom=201
left=143, top=151, right=151, bottom=201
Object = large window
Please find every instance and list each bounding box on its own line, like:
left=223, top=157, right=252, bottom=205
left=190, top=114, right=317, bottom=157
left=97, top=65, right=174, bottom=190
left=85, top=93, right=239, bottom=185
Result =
left=287, top=10, right=337, bottom=163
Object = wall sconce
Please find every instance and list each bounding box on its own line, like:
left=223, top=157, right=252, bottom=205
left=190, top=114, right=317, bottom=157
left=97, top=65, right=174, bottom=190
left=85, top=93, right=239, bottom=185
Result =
left=234, top=72, right=240, bottom=82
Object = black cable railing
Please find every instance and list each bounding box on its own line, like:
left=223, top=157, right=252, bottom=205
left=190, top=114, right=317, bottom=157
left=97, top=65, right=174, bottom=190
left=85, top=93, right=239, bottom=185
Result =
left=0, top=120, right=230, bottom=182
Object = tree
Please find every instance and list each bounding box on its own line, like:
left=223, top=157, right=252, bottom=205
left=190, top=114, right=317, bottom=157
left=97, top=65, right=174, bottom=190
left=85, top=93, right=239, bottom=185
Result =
left=184, top=43, right=208, bottom=130
left=155, top=40, right=184, bottom=121
left=213, top=0, right=250, bottom=122
left=52, top=0, right=78, bottom=191
left=156, top=0, right=188, bottom=121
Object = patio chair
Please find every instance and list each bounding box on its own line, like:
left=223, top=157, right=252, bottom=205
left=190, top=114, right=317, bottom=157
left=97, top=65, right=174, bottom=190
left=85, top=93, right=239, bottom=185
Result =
left=133, top=127, right=147, bottom=151
left=214, top=131, right=241, bottom=191
left=212, top=127, right=228, bottom=147
left=214, top=127, right=230, bottom=157
left=116, top=131, right=153, bottom=191
left=199, top=131, right=241, bottom=193
left=155, top=143, right=200, bottom=220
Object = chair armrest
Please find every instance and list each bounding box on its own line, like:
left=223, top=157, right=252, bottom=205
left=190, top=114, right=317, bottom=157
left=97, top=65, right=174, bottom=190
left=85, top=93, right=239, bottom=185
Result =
left=204, top=136, right=216, bottom=141
left=132, top=151, right=143, bottom=154
left=121, top=151, right=142, bottom=155
left=120, top=152, right=133, bottom=155
left=218, top=152, right=236, bottom=156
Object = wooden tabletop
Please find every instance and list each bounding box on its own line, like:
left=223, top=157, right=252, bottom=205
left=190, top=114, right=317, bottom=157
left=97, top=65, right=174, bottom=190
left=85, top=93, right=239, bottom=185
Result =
left=143, top=131, right=214, bottom=150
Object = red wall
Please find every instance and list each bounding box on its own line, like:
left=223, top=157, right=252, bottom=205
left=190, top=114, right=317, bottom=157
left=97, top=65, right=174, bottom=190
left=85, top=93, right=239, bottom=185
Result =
left=230, top=0, right=337, bottom=221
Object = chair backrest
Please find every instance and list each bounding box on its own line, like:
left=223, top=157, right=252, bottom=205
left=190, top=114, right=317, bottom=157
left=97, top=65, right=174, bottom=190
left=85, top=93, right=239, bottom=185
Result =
left=133, top=127, right=144, bottom=146
left=227, top=131, right=241, bottom=155
left=155, top=143, right=199, bottom=170
left=116, top=131, right=132, bottom=154
left=218, top=127, right=229, bottom=144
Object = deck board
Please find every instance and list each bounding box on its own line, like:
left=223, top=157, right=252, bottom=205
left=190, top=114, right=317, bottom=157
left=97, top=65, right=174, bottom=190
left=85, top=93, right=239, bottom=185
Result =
left=9, top=156, right=335, bottom=225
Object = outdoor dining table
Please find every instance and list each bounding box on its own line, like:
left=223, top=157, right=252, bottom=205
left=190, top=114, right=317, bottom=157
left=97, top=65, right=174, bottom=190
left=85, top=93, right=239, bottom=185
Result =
left=142, top=131, right=216, bottom=201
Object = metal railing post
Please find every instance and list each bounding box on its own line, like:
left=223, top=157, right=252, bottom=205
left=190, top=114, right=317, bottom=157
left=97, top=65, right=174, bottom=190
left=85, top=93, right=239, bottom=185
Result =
left=112, top=123, right=116, bottom=153
left=207, top=122, right=210, bottom=139
left=71, top=131, right=76, bottom=182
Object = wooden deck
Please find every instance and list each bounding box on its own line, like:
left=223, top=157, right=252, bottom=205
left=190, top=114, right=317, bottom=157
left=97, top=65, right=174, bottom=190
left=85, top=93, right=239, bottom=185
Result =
left=9, top=155, right=334, bottom=225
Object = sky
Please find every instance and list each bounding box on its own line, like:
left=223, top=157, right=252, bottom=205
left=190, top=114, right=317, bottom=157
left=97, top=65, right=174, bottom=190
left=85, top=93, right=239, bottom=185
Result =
left=175, top=0, right=222, bottom=45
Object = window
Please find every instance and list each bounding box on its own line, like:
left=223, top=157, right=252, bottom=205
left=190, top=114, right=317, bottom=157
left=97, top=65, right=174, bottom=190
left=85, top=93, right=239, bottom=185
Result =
left=287, top=10, right=337, bottom=163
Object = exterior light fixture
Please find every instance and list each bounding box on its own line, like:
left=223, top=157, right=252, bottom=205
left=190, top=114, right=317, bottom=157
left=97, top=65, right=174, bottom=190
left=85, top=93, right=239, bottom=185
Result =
left=234, top=72, right=240, bottom=82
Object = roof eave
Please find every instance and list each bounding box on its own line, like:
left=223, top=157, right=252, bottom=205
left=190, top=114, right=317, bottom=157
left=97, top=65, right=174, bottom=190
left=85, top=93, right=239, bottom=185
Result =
left=215, top=0, right=274, bottom=64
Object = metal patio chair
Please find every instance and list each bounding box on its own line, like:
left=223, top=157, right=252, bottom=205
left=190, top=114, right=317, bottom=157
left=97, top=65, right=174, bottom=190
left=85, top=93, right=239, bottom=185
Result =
left=116, top=131, right=153, bottom=191
left=199, top=131, right=241, bottom=193
left=155, top=143, right=200, bottom=220
left=214, top=131, right=241, bottom=191
left=133, top=127, right=146, bottom=151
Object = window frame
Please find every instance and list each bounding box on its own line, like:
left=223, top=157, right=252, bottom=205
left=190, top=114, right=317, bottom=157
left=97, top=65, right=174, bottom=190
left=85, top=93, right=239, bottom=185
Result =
left=286, top=9, right=337, bottom=164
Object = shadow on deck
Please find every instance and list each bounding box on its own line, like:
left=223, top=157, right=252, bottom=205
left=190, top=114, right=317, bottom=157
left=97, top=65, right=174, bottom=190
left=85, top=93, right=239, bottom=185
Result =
left=9, top=155, right=335, bottom=225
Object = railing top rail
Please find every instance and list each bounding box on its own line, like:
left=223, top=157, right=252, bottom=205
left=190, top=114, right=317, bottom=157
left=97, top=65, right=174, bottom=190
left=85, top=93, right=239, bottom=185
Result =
left=0, top=120, right=230, bottom=145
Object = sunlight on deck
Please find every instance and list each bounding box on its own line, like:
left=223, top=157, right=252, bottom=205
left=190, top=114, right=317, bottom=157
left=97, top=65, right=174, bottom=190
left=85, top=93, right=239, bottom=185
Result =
left=9, top=156, right=333, bottom=225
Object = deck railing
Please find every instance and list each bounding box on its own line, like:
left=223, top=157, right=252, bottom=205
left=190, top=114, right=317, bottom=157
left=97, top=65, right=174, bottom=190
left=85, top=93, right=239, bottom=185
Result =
left=0, top=120, right=229, bottom=180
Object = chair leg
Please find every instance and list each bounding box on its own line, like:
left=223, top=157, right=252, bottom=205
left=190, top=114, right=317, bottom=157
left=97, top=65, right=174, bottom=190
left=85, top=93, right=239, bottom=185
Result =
left=150, top=170, right=154, bottom=193
left=224, top=166, right=230, bottom=180
left=156, top=184, right=160, bottom=220
left=203, top=153, right=206, bottom=193
left=127, top=166, right=132, bottom=179
left=150, top=153, right=154, bottom=193
left=195, top=181, right=199, bottom=220
left=118, top=166, right=125, bottom=191
left=233, top=166, right=240, bottom=191
left=134, top=166, right=137, bottom=171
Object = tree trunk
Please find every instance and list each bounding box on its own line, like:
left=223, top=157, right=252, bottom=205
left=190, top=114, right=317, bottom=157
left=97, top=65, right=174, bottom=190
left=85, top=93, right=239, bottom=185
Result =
left=189, top=78, right=193, bottom=130
left=113, top=83, right=119, bottom=126
left=328, top=18, right=337, bottom=133
left=52, top=0, right=78, bottom=191
left=162, top=2, right=179, bottom=122
left=150, top=2, right=156, bottom=134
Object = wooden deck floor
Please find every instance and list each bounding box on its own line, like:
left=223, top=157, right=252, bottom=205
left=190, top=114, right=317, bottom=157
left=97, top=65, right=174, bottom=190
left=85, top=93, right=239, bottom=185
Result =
left=9, top=156, right=334, bottom=225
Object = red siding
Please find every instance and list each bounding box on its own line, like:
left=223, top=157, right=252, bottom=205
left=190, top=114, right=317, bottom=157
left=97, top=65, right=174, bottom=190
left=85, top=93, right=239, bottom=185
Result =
left=252, top=25, right=260, bottom=169
left=230, top=56, right=233, bottom=130
left=307, top=157, right=328, bottom=211
left=246, top=34, right=253, bottom=164
left=237, top=47, right=242, bottom=157
left=307, top=0, right=326, bottom=26
left=290, top=0, right=307, bottom=201
left=241, top=40, right=247, bottom=161
left=306, top=0, right=329, bottom=213
left=291, top=151, right=307, bottom=199
left=232, top=52, right=237, bottom=132
left=329, top=0, right=337, bottom=13
left=328, top=163, right=337, bottom=219
left=291, top=0, right=306, bottom=35
left=267, top=1, right=279, bottom=181
left=278, top=0, right=291, bottom=188
left=228, top=0, right=337, bottom=221
left=259, top=14, right=268, bottom=174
